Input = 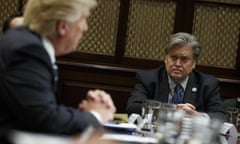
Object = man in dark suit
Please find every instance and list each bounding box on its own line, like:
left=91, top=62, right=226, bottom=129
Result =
left=127, top=32, right=226, bottom=120
left=0, top=0, right=116, bottom=140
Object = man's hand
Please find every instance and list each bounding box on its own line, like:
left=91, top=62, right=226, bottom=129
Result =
left=176, top=103, right=203, bottom=116
left=79, top=89, right=116, bottom=124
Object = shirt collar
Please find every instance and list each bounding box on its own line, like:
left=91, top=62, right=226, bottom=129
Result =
left=168, top=75, right=189, bottom=93
left=41, top=36, right=56, bottom=64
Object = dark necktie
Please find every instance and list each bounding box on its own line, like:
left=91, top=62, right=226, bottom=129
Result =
left=172, top=84, right=183, bottom=104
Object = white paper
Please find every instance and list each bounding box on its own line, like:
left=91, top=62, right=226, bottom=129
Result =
left=101, top=133, right=158, bottom=143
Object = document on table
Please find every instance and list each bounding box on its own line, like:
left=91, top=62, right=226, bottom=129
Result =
left=104, top=123, right=137, bottom=134
left=101, top=133, right=158, bottom=143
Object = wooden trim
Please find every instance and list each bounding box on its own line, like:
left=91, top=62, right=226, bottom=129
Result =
left=196, top=0, right=240, bottom=6
left=57, top=60, right=140, bottom=73
left=57, top=62, right=240, bottom=102
left=183, top=0, right=195, bottom=33
left=174, top=0, right=195, bottom=33
left=114, top=0, right=130, bottom=64
left=174, top=0, right=185, bottom=33
left=58, top=52, right=240, bottom=79
left=236, top=28, right=240, bottom=76
left=18, top=0, right=23, bottom=11
left=57, top=60, right=240, bottom=86
left=57, top=59, right=240, bottom=80
left=57, top=52, right=116, bottom=65
left=218, top=78, right=240, bottom=84
left=196, top=65, right=240, bottom=79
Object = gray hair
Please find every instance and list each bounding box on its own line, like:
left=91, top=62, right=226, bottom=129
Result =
left=164, top=32, right=201, bottom=61
left=23, top=0, right=97, bottom=37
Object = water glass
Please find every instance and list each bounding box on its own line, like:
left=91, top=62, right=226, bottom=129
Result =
left=141, top=100, right=161, bottom=131
left=226, top=107, right=239, bottom=129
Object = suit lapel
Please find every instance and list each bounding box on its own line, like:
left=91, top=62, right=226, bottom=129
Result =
left=157, top=69, right=170, bottom=103
left=184, top=72, right=199, bottom=105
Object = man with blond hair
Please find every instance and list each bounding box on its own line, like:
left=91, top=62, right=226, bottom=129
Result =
left=0, top=0, right=116, bottom=140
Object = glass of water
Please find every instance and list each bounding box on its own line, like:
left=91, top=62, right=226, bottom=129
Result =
left=226, top=107, right=239, bottom=129
left=141, top=100, right=161, bottom=132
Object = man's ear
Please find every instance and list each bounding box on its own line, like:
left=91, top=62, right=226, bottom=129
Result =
left=164, top=55, right=167, bottom=64
left=192, top=61, right=196, bottom=69
left=56, top=20, right=68, bottom=36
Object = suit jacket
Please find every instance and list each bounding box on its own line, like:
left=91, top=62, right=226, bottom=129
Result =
left=0, top=27, right=100, bottom=137
left=126, top=66, right=226, bottom=120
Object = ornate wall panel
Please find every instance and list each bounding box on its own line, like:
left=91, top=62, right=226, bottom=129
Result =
left=124, top=0, right=176, bottom=60
left=0, top=0, right=19, bottom=34
left=76, top=0, right=120, bottom=56
left=193, top=3, right=240, bottom=68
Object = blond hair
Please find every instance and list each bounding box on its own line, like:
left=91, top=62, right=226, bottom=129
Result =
left=23, top=0, right=96, bottom=36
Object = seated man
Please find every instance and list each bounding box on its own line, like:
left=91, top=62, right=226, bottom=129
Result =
left=126, top=32, right=226, bottom=120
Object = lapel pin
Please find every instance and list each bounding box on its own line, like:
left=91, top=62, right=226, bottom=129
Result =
left=192, top=87, right=197, bottom=92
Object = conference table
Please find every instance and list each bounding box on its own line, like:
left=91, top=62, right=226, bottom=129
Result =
left=103, top=113, right=240, bottom=144
left=8, top=113, right=240, bottom=144
left=8, top=124, right=240, bottom=144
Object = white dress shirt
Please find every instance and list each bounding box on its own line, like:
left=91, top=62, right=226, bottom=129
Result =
left=41, top=37, right=103, bottom=124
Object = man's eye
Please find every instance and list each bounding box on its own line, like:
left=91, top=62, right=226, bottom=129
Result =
left=171, top=56, right=178, bottom=61
left=181, top=57, right=187, bottom=62
left=170, top=55, right=191, bottom=63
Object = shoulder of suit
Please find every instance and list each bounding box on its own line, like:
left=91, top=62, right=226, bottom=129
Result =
left=138, top=66, right=164, bottom=75
left=4, top=27, right=41, bottom=44
left=192, top=70, right=218, bottom=84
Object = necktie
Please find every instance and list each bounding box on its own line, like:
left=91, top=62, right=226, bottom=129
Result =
left=172, top=84, right=183, bottom=104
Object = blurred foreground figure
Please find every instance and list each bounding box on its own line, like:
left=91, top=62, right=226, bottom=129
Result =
left=8, top=128, right=118, bottom=144
left=0, top=0, right=116, bottom=141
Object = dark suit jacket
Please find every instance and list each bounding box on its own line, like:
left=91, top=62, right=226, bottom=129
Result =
left=126, top=66, right=226, bottom=120
left=0, top=27, right=100, bottom=137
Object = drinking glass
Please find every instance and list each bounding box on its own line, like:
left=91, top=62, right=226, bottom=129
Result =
left=226, top=107, right=239, bottom=129
left=141, top=100, right=161, bottom=132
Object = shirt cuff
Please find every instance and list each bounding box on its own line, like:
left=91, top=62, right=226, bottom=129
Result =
left=90, top=111, right=103, bottom=124
left=201, top=112, right=210, bottom=119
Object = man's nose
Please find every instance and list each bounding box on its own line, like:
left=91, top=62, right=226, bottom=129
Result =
left=174, top=59, right=182, bottom=65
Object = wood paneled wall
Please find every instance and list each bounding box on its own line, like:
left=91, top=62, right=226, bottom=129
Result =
left=57, top=61, right=137, bottom=113
left=57, top=61, right=240, bottom=113
left=55, top=0, right=240, bottom=113
left=56, top=0, right=240, bottom=113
